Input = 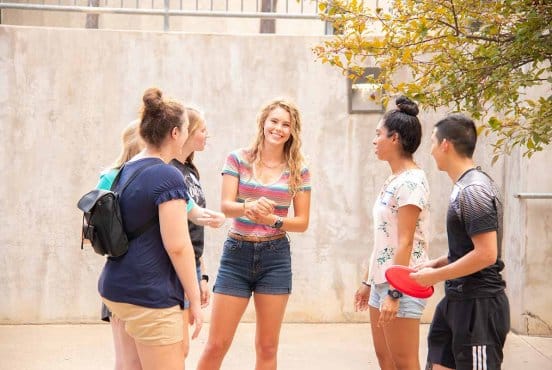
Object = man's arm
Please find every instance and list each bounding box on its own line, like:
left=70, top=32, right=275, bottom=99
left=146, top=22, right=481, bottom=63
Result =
left=411, top=230, right=497, bottom=287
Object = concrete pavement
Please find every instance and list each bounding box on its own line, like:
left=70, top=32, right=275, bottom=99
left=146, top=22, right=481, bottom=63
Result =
left=0, top=323, right=550, bottom=369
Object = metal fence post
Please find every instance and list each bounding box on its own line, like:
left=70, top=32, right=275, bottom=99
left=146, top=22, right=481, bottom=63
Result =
left=86, top=0, right=100, bottom=28
left=164, top=0, right=169, bottom=31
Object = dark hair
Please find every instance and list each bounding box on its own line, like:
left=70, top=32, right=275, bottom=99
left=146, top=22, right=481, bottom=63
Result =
left=139, top=87, right=185, bottom=147
left=382, top=96, right=422, bottom=156
left=434, top=114, right=477, bottom=158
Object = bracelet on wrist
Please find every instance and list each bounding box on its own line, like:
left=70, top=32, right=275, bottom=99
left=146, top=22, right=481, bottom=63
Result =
left=270, top=215, right=284, bottom=229
left=361, top=281, right=370, bottom=287
left=243, top=198, right=254, bottom=213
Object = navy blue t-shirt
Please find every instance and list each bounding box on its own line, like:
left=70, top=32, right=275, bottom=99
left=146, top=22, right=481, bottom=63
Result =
left=98, top=157, right=190, bottom=309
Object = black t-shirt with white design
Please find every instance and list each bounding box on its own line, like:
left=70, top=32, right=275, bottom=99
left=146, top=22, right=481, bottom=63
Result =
left=445, top=168, right=506, bottom=299
left=171, top=159, right=206, bottom=264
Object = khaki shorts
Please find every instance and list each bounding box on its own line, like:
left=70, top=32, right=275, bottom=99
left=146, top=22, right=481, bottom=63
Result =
left=102, top=297, right=184, bottom=346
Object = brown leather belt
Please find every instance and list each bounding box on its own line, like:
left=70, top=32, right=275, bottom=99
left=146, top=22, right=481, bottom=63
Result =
left=228, top=232, right=286, bottom=243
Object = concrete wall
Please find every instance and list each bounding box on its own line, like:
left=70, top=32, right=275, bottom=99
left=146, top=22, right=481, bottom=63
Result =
left=503, top=145, right=552, bottom=336
left=0, top=25, right=550, bottom=334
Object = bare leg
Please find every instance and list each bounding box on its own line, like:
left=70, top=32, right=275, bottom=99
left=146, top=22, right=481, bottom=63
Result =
left=431, top=365, right=454, bottom=370
left=196, top=293, right=250, bottom=370
left=110, top=316, right=142, bottom=370
left=253, top=293, right=289, bottom=370
left=369, top=306, right=397, bottom=370
left=134, top=341, right=186, bottom=370
left=383, top=317, right=422, bottom=370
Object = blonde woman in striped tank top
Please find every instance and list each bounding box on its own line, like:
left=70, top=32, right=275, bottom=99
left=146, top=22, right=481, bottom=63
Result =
left=197, top=99, right=311, bottom=370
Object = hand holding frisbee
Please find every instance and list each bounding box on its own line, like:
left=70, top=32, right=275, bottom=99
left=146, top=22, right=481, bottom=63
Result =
left=385, top=265, right=434, bottom=298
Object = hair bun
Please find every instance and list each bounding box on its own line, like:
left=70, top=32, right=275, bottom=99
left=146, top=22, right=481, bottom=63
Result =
left=142, top=87, right=164, bottom=115
left=396, top=96, right=419, bottom=117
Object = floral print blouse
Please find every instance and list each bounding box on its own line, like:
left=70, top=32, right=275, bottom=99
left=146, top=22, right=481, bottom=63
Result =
left=367, top=169, right=430, bottom=285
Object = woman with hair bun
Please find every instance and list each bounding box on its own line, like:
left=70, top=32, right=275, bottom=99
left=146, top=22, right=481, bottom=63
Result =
left=98, top=87, right=202, bottom=370
left=354, top=96, right=430, bottom=369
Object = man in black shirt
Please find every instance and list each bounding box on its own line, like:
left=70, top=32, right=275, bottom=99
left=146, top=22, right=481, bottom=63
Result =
left=411, top=114, right=510, bottom=370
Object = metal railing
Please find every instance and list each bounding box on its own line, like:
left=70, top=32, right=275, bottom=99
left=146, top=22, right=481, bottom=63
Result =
left=0, top=0, right=323, bottom=31
left=514, top=193, right=552, bottom=199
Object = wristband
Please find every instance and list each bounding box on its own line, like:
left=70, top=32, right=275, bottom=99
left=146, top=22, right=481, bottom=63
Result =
left=361, top=281, right=370, bottom=287
left=201, top=274, right=209, bottom=283
left=387, top=289, right=403, bottom=299
left=271, top=216, right=284, bottom=229
left=243, top=198, right=252, bottom=212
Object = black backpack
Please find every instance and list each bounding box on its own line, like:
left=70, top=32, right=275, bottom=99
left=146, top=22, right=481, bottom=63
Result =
left=77, top=163, right=158, bottom=257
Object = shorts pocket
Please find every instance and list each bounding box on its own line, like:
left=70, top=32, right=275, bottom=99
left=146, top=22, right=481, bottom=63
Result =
left=223, top=238, right=242, bottom=252
left=267, top=238, right=290, bottom=253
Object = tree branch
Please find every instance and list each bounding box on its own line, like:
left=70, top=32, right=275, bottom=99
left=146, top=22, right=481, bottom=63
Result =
left=449, top=0, right=460, bottom=36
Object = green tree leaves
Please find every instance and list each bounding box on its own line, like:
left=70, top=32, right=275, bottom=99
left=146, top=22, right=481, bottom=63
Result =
left=315, top=0, right=552, bottom=158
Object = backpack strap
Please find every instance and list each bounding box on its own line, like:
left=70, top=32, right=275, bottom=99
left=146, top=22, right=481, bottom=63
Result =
left=127, top=215, right=159, bottom=240
left=81, top=213, right=86, bottom=250
left=112, top=161, right=163, bottom=240
left=111, top=162, right=155, bottom=195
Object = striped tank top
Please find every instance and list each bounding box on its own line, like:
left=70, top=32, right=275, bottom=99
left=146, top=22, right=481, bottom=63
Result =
left=222, top=148, right=311, bottom=237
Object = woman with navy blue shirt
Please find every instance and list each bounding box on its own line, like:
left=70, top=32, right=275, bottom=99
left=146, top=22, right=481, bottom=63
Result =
left=99, top=87, right=202, bottom=370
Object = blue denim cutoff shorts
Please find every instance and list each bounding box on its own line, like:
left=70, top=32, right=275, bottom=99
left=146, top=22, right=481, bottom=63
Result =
left=213, top=235, right=292, bottom=298
left=369, top=282, right=427, bottom=319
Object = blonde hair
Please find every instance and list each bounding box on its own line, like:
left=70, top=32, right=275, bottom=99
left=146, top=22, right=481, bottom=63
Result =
left=249, top=99, right=305, bottom=195
left=110, top=120, right=143, bottom=169
left=183, top=107, right=204, bottom=179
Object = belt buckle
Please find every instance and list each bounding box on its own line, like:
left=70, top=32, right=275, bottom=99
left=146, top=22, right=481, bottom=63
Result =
left=249, top=235, right=263, bottom=242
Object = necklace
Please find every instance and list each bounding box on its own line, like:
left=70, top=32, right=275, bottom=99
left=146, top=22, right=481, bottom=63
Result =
left=260, top=158, right=284, bottom=169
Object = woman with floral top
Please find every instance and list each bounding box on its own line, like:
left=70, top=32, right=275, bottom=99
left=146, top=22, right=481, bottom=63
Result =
left=354, top=96, right=430, bottom=370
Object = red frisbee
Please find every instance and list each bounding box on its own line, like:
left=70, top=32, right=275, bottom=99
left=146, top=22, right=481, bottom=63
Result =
left=385, top=265, right=434, bottom=298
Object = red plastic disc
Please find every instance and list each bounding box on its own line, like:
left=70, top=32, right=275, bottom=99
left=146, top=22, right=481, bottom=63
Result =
left=385, top=265, right=434, bottom=298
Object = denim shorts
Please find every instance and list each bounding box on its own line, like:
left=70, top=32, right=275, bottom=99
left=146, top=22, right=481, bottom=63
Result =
left=369, top=282, right=427, bottom=319
left=213, top=235, right=292, bottom=298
